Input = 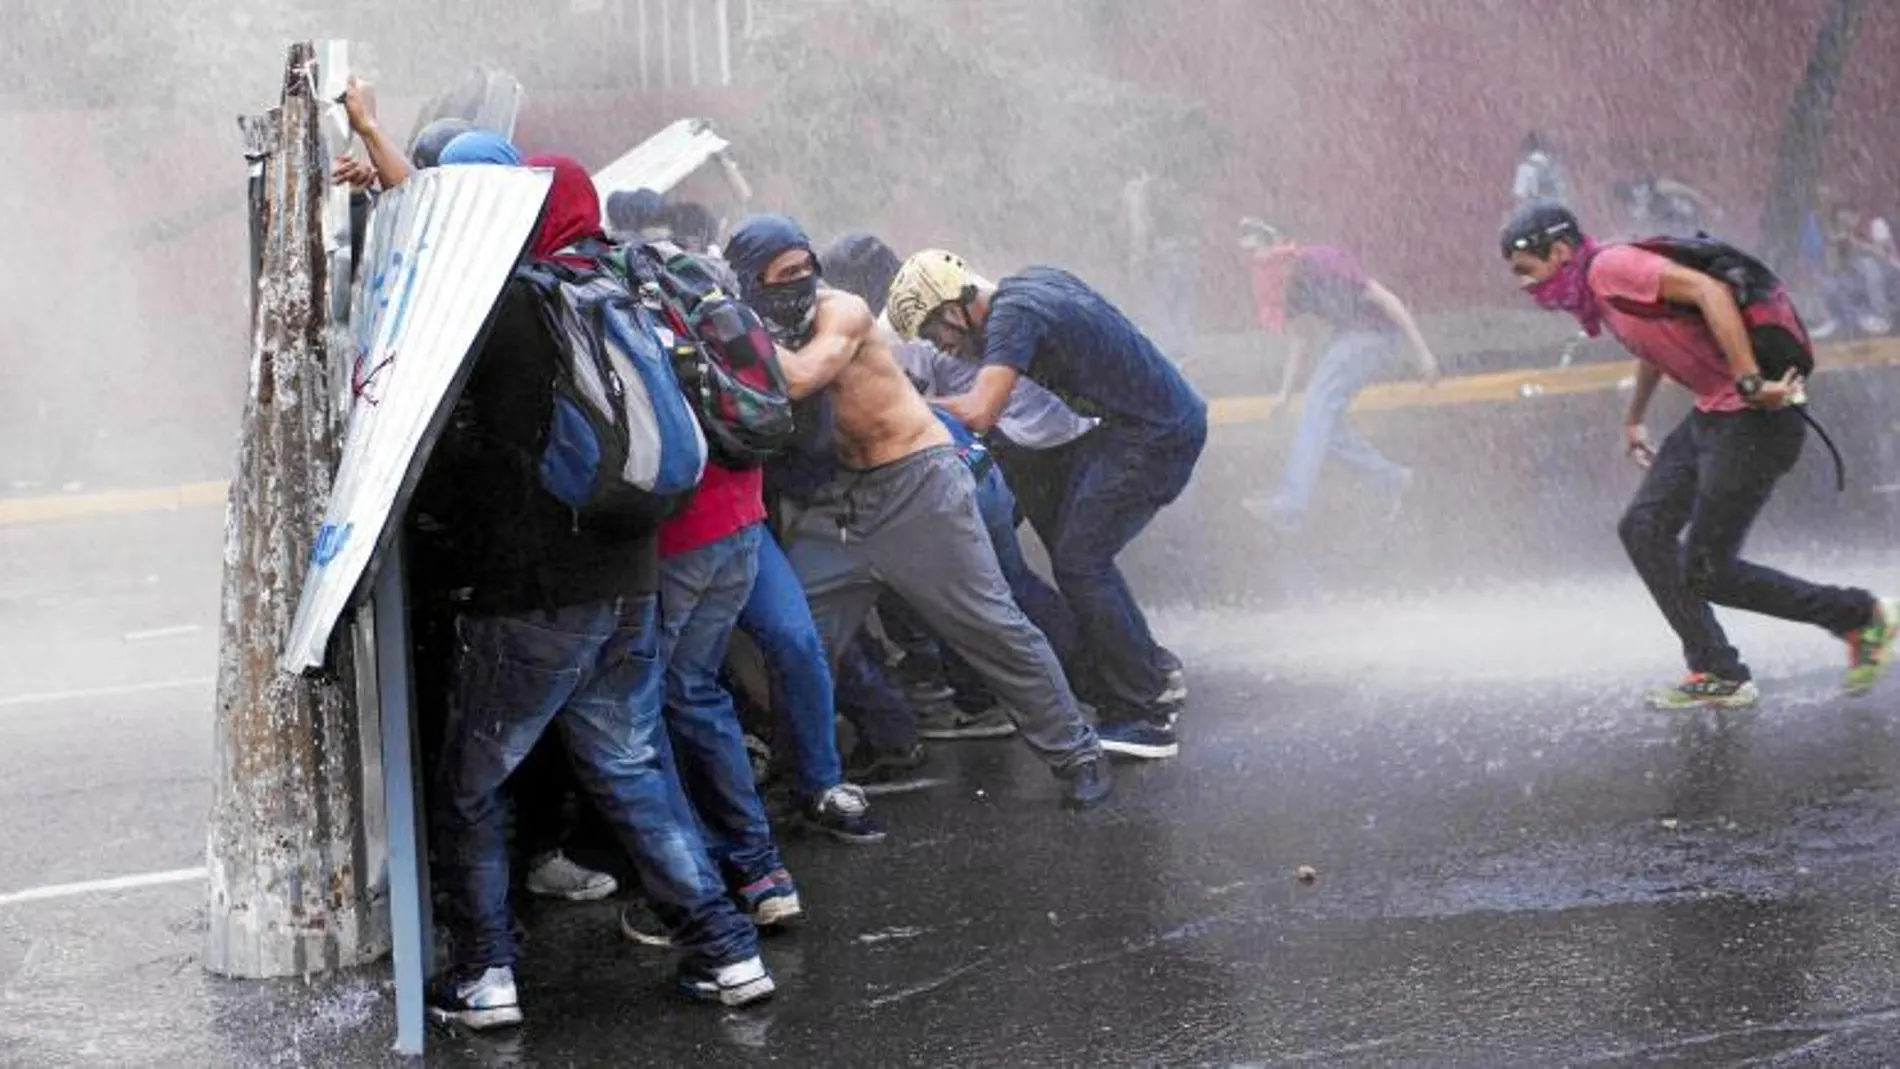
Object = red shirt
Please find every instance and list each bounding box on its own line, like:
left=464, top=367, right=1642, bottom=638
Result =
left=1589, top=245, right=1745, bottom=414
left=659, top=462, right=766, bottom=559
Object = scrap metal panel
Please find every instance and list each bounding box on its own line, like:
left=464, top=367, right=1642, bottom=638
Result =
left=590, top=116, right=730, bottom=202
left=280, top=164, right=553, bottom=672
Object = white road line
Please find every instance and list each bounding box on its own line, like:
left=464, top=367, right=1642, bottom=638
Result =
left=123, top=624, right=204, bottom=643
left=0, top=676, right=214, bottom=710
left=0, top=867, right=205, bottom=908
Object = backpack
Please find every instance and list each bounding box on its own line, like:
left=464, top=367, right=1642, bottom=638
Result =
left=619, top=244, right=797, bottom=469
left=1601, top=235, right=1814, bottom=379
left=514, top=256, right=709, bottom=527
left=1600, top=235, right=1842, bottom=489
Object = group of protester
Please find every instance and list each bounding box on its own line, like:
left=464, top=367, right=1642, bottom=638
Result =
left=329, top=84, right=1896, bottom=1032
left=333, top=84, right=1203, bottom=1028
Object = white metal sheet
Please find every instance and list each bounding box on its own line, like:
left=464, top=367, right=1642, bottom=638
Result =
left=590, top=117, right=730, bottom=203
left=280, top=165, right=553, bottom=672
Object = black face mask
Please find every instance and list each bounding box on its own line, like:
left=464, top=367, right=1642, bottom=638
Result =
left=751, top=275, right=819, bottom=348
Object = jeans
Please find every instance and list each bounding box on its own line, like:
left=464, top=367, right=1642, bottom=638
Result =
left=835, top=630, right=920, bottom=755
left=434, top=596, right=756, bottom=973
left=1047, top=417, right=1206, bottom=716
left=1619, top=408, right=1875, bottom=679
left=1272, top=329, right=1409, bottom=518
left=658, top=523, right=782, bottom=886
left=738, top=534, right=844, bottom=798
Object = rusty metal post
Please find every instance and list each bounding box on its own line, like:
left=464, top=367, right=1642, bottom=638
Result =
left=204, top=41, right=389, bottom=980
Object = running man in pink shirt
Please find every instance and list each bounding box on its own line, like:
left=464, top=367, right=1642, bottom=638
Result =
left=1500, top=200, right=1896, bottom=709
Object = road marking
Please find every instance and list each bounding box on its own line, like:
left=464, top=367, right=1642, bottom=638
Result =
left=0, top=867, right=205, bottom=908
left=0, top=676, right=214, bottom=710
left=124, top=624, right=205, bottom=643
left=2, top=339, right=1895, bottom=523
left=0, top=480, right=225, bottom=527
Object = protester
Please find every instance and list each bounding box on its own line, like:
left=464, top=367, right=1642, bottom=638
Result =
left=1819, top=198, right=1898, bottom=337
left=1238, top=217, right=1441, bottom=529
left=729, top=214, right=1112, bottom=808
left=399, top=127, right=623, bottom=910
left=1501, top=199, right=1896, bottom=708
left=439, top=130, right=524, bottom=166
left=408, top=117, right=475, bottom=169
left=424, top=156, right=772, bottom=1028
left=606, top=188, right=672, bottom=243
left=824, top=231, right=1104, bottom=727
left=1612, top=174, right=1718, bottom=239
left=888, top=250, right=1205, bottom=759
left=1512, top=130, right=1574, bottom=207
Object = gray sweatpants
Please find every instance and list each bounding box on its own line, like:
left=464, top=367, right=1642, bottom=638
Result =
left=785, top=446, right=1100, bottom=770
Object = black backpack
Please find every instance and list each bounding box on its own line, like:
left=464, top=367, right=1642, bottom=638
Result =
left=1600, top=234, right=1840, bottom=488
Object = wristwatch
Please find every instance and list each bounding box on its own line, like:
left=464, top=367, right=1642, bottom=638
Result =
left=1735, top=373, right=1764, bottom=400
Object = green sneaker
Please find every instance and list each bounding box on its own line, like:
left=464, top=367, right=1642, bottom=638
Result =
left=1646, top=673, right=1760, bottom=711
left=1843, top=597, right=1898, bottom=696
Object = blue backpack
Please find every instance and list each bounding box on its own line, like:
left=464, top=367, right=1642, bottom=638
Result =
left=515, top=256, right=708, bottom=527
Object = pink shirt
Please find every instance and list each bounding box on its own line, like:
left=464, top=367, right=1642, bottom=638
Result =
left=1588, top=245, right=1745, bottom=413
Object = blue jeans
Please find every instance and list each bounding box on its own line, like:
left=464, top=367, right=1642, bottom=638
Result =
left=738, top=534, right=844, bottom=797
left=433, top=596, right=756, bottom=972
left=1051, top=417, right=1206, bottom=715
left=658, top=523, right=782, bottom=887
left=1272, top=329, right=1409, bottom=518
left=835, top=630, right=919, bottom=755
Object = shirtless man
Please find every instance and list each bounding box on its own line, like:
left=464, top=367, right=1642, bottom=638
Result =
left=720, top=214, right=1111, bottom=808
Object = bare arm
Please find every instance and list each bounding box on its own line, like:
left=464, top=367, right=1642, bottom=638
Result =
left=1625, top=360, right=1664, bottom=426
left=776, top=291, right=871, bottom=400
left=341, top=78, right=413, bottom=189
left=1276, top=330, right=1307, bottom=402
left=938, top=365, right=1021, bottom=434
left=1363, top=279, right=1441, bottom=382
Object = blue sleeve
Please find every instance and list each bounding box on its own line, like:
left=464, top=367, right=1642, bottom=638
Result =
left=982, top=292, right=1048, bottom=374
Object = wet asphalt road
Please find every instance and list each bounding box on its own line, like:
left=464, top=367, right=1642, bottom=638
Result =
left=4, top=510, right=1900, bottom=1066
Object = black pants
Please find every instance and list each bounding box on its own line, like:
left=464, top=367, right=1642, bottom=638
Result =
left=1619, top=407, right=1872, bottom=680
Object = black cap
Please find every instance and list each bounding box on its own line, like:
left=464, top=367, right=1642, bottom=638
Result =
left=1500, top=198, right=1581, bottom=258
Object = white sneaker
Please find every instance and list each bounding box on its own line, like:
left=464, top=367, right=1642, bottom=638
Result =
left=1811, top=318, right=1841, bottom=341
left=524, top=850, right=618, bottom=901
left=1859, top=314, right=1893, bottom=336
left=677, top=955, right=776, bottom=1006
left=428, top=966, right=523, bottom=1030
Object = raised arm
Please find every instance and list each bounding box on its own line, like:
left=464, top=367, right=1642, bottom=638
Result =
left=776, top=290, right=872, bottom=400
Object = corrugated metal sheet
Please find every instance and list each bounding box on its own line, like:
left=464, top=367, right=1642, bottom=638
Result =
left=590, top=117, right=730, bottom=202
left=281, top=165, right=553, bottom=673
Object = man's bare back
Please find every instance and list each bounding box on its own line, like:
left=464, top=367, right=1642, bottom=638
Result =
left=779, top=289, right=949, bottom=469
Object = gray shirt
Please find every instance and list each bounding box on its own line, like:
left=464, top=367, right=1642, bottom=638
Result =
left=883, top=325, right=1097, bottom=450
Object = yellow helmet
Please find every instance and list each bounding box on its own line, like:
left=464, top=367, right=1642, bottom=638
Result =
left=886, top=249, right=978, bottom=341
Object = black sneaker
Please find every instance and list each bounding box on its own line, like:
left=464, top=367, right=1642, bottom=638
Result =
left=676, top=955, right=776, bottom=1007
left=917, top=702, right=1017, bottom=740
left=1098, top=717, right=1179, bottom=760
left=844, top=743, right=935, bottom=796
left=800, top=784, right=887, bottom=844
left=1059, top=757, right=1113, bottom=809
left=427, top=966, right=523, bottom=1031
